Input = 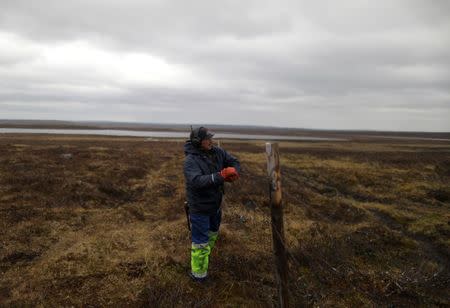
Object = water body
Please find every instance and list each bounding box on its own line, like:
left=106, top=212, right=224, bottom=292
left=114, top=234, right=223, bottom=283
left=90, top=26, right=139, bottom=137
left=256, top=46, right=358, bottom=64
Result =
left=357, top=134, right=450, bottom=142
left=0, top=128, right=345, bottom=141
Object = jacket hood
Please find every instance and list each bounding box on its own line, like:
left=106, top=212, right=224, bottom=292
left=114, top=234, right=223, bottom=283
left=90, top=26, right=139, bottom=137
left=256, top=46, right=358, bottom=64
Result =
left=184, top=140, right=202, bottom=156
left=184, top=140, right=217, bottom=156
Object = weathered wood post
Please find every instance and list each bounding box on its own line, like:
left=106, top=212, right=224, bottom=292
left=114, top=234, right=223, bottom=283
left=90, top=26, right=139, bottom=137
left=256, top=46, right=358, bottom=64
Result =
left=266, top=142, right=289, bottom=307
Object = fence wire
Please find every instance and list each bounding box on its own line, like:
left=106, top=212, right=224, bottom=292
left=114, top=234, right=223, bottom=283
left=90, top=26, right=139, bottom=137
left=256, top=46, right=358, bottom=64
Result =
left=222, top=169, right=379, bottom=302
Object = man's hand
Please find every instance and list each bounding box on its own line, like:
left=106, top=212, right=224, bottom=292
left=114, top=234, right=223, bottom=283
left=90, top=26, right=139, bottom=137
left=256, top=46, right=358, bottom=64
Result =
left=225, top=174, right=239, bottom=182
left=220, top=167, right=239, bottom=182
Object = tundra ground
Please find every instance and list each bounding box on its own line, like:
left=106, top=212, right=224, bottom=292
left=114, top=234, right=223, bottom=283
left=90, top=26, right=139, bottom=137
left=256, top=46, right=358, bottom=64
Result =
left=0, top=134, right=449, bottom=306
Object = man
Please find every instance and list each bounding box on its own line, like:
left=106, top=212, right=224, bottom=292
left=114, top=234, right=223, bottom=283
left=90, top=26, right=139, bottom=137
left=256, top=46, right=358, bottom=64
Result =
left=183, top=126, right=240, bottom=282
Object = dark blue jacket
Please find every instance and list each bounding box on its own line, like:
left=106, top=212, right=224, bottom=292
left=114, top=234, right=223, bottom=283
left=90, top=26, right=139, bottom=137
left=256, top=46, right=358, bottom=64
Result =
left=184, top=141, right=241, bottom=215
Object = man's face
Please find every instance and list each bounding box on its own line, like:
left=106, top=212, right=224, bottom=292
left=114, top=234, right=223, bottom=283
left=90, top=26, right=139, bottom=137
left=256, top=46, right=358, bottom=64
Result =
left=200, top=137, right=213, bottom=151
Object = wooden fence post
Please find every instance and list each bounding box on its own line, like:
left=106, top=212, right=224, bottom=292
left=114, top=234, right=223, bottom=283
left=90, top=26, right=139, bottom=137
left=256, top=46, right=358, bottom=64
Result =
left=266, top=142, right=289, bottom=307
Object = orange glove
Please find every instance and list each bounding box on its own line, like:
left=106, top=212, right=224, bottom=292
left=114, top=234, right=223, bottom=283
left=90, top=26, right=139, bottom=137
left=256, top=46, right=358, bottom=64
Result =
left=225, top=174, right=239, bottom=182
left=220, top=167, right=239, bottom=182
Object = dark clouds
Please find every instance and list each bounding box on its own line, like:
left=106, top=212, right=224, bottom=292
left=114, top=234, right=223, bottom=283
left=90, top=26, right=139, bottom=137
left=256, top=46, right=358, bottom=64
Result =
left=0, top=0, right=449, bottom=131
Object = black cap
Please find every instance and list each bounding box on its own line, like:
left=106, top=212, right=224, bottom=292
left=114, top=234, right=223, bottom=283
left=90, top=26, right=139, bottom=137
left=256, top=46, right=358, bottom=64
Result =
left=190, top=126, right=215, bottom=144
left=198, top=127, right=215, bottom=140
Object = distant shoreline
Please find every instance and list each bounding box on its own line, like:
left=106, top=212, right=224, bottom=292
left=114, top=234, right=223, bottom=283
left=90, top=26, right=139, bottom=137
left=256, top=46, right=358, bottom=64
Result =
left=0, top=119, right=449, bottom=140
left=1, top=128, right=450, bottom=143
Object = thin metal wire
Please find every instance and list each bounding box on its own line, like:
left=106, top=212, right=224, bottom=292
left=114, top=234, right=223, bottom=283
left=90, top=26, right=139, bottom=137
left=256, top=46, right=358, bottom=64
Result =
left=223, top=169, right=380, bottom=301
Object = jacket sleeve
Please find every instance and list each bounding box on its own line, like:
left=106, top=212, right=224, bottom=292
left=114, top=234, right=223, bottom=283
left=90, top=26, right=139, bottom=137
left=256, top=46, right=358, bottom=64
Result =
left=222, top=149, right=241, bottom=173
left=184, top=156, right=224, bottom=189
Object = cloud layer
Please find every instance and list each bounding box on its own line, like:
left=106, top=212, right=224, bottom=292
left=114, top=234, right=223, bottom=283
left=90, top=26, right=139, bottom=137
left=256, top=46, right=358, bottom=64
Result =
left=1, top=0, right=449, bottom=131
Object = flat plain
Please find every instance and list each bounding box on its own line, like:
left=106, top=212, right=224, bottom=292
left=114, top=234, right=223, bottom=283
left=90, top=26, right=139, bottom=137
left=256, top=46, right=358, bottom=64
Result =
left=0, top=134, right=449, bottom=306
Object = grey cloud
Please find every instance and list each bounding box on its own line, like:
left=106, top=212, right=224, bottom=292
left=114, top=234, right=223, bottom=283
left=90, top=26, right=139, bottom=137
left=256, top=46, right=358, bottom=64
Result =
left=0, top=0, right=449, bottom=131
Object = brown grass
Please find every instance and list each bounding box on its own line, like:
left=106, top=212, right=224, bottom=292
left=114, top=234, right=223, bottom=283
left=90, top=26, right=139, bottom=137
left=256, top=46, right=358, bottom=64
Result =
left=0, top=134, right=449, bottom=306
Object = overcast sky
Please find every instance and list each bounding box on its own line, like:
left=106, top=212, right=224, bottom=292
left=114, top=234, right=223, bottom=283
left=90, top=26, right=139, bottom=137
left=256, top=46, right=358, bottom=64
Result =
left=0, top=0, right=449, bottom=131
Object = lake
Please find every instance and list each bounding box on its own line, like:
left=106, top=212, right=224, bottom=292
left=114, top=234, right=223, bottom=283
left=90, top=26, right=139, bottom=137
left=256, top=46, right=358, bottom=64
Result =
left=0, top=128, right=346, bottom=141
